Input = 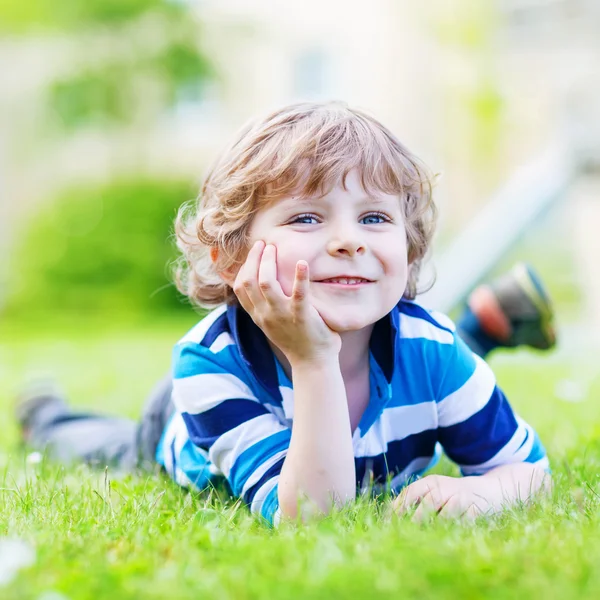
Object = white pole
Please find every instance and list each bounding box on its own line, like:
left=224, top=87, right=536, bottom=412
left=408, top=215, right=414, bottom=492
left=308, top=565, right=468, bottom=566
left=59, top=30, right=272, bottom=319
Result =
left=418, top=141, right=576, bottom=313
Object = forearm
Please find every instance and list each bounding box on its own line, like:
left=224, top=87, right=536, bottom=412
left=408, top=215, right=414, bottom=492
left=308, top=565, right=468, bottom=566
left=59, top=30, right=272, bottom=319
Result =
left=480, top=462, right=551, bottom=510
left=278, top=358, right=356, bottom=520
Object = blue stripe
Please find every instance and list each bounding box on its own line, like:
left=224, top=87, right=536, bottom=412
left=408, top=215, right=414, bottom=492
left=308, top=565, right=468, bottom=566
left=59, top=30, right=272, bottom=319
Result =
left=177, top=439, right=212, bottom=489
left=229, top=430, right=291, bottom=496
left=244, top=458, right=286, bottom=506
left=435, top=336, right=477, bottom=400
left=172, top=343, right=237, bottom=379
left=438, top=386, right=518, bottom=466
left=200, top=312, right=230, bottom=349
left=369, top=312, right=397, bottom=383
left=525, top=433, right=547, bottom=464
left=172, top=335, right=282, bottom=408
left=182, top=399, right=268, bottom=449
left=260, top=482, right=280, bottom=524
left=387, top=337, right=475, bottom=409
left=399, top=300, right=454, bottom=334
left=517, top=428, right=530, bottom=450
left=226, top=305, right=281, bottom=400
left=155, top=421, right=168, bottom=465
left=354, top=429, right=438, bottom=486
left=170, top=438, right=177, bottom=474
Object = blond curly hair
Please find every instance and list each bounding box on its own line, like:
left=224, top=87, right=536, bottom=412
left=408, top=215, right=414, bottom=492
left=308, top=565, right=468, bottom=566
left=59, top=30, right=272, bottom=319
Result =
left=174, top=101, right=437, bottom=308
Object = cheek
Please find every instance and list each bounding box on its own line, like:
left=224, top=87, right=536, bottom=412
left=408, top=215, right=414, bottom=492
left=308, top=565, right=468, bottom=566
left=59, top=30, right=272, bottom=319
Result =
left=381, top=239, right=408, bottom=272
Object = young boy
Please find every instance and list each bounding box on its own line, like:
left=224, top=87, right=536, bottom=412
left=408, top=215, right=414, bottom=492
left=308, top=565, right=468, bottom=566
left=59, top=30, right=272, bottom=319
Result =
left=17, top=102, right=554, bottom=525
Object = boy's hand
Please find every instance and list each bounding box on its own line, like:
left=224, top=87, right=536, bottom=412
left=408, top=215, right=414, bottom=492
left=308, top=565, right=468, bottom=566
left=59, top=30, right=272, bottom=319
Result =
left=393, top=474, right=499, bottom=522
left=233, top=241, right=341, bottom=365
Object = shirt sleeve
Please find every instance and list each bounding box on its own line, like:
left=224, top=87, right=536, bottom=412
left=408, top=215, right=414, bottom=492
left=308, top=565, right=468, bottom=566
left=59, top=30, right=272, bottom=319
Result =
left=170, top=340, right=289, bottom=526
left=433, top=325, right=549, bottom=476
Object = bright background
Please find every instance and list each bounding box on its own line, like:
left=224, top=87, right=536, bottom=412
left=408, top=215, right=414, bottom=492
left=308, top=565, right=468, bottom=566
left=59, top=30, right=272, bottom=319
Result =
left=1, top=2, right=600, bottom=598
left=1, top=0, right=599, bottom=328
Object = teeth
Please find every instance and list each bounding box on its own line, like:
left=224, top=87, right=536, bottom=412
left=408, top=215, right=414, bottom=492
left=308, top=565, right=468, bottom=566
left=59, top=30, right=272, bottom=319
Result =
left=324, top=278, right=367, bottom=284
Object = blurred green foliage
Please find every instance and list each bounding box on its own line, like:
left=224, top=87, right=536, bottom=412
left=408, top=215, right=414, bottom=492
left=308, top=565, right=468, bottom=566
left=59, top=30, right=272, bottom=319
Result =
left=0, top=0, right=214, bottom=322
left=0, top=0, right=168, bottom=31
left=429, top=1, right=505, bottom=166
left=4, top=178, right=197, bottom=318
left=1, top=0, right=213, bottom=130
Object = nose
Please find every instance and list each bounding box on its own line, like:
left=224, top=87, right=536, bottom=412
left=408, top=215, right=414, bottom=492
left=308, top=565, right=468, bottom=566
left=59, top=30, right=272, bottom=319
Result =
left=326, top=224, right=366, bottom=257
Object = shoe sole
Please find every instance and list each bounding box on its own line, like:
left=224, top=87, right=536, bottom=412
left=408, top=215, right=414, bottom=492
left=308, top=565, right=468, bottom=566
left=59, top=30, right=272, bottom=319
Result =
left=511, top=263, right=556, bottom=348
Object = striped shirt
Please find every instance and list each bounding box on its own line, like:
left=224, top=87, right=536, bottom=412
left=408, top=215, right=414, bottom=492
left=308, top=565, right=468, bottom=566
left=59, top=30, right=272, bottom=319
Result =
left=156, top=300, right=548, bottom=525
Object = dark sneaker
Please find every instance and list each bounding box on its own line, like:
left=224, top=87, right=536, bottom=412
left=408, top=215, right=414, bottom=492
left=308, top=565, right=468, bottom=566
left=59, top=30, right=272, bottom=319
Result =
left=15, top=380, right=69, bottom=443
left=467, top=263, right=557, bottom=350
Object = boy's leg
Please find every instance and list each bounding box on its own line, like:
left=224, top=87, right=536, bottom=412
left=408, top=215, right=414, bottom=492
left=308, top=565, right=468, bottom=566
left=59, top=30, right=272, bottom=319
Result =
left=136, top=375, right=175, bottom=470
left=16, top=382, right=138, bottom=470
left=457, top=263, right=556, bottom=359
left=17, top=376, right=175, bottom=472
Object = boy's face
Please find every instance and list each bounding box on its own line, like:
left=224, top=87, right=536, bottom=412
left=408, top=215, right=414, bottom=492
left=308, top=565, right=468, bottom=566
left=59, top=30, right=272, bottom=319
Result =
left=242, top=169, right=409, bottom=333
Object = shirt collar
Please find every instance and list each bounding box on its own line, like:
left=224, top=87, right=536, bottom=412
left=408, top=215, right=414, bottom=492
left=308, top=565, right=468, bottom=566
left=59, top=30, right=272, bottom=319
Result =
left=226, top=301, right=399, bottom=391
left=226, top=303, right=281, bottom=398
left=369, top=303, right=399, bottom=383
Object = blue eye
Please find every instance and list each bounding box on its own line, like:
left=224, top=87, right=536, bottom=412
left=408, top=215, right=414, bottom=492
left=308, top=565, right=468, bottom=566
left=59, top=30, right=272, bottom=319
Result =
left=290, top=213, right=319, bottom=225
left=360, top=212, right=389, bottom=225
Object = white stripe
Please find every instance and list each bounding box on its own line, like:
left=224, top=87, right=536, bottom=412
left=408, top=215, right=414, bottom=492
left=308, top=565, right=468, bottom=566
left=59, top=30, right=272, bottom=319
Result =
left=209, top=331, right=235, bottom=354
left=250, top=476, right=279, bottom=516
left=272, top=508, right=282, bottom=527
left=459, top=416, right=531, bottom=474
left=511, top=422, right=535, bottom=462
left=241, top=449, right=287, bottom=496
left=180, top=305, right=227, bottom=345
left=389, top=456, right=434, bottom=489
left=354, top=403, right=437, bottom=457
left=173, top=421, right=189, bottom=458
left=427, top=310, right=456, bottom=332
left=173, top=372, right=257, bottom=414
left=533, top=456, right=550, bottom=471
left=400, top=313, right=454, bottom=345
left=280, top=385, right=294, bottom=420
left=208, top=413, right=289, bottom=478
left=161, top=413, right=186, bottom=475
left=437, top=355, right=496, bottom=427
left=175, top=466, right=192, bottom=489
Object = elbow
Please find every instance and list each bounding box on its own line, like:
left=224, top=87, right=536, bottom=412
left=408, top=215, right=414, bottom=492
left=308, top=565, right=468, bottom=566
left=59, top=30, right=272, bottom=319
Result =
left=513, top=461, right=552, bottom=487
left=488, top=461, right=552, bottom=500
left=525, top=462, right=552, bottom=495
left=278, top=489, right=300, bottom=522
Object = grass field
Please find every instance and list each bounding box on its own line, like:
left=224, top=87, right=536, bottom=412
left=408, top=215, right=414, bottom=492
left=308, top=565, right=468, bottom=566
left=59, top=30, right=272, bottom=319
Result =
left=0, top=206, right=598, bottom=600
left=1, top=314, right=600, bottom=600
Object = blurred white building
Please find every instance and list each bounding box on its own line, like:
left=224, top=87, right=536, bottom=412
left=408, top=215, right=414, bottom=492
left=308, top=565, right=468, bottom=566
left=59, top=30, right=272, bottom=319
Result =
left=1, top=0, right=599, bottom=281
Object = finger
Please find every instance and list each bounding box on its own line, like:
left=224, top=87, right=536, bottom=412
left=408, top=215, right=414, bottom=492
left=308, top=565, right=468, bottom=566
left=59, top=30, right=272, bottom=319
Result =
left=291, top=260, right=310, bottom=310
left=411, top=491, right=437, bottom=523
left=234, top=240, right=265, bottom=308
left=394, top=479, right=432, bottom=514
left=460, top=503, right=483, bottom=522
left=234, top=283, right=254, bottom=317
left=438, top=495, right=487, bottom=522
left=436, top=495, right=463, bottom=520
left=258, top=244, right=286, bottom=304
left=411, top=488, right=449, bottom=523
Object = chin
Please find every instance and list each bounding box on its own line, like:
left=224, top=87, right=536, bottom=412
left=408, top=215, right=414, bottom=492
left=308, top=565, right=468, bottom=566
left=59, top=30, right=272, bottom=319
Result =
left=318, top=308, right=376, bottom=333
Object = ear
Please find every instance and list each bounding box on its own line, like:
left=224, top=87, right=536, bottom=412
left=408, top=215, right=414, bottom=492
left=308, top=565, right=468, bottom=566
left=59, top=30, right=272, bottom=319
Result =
left=210, top=246, right=238, bottom=286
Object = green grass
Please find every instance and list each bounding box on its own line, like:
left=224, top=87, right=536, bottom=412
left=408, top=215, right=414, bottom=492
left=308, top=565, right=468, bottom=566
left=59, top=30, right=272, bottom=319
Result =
left=1, top=315, right=600, bottom=599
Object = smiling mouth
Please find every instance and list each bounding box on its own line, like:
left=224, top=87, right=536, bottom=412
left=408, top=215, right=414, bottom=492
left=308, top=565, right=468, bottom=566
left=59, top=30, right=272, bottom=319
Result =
left=316, top=277, right=374, bottom=285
